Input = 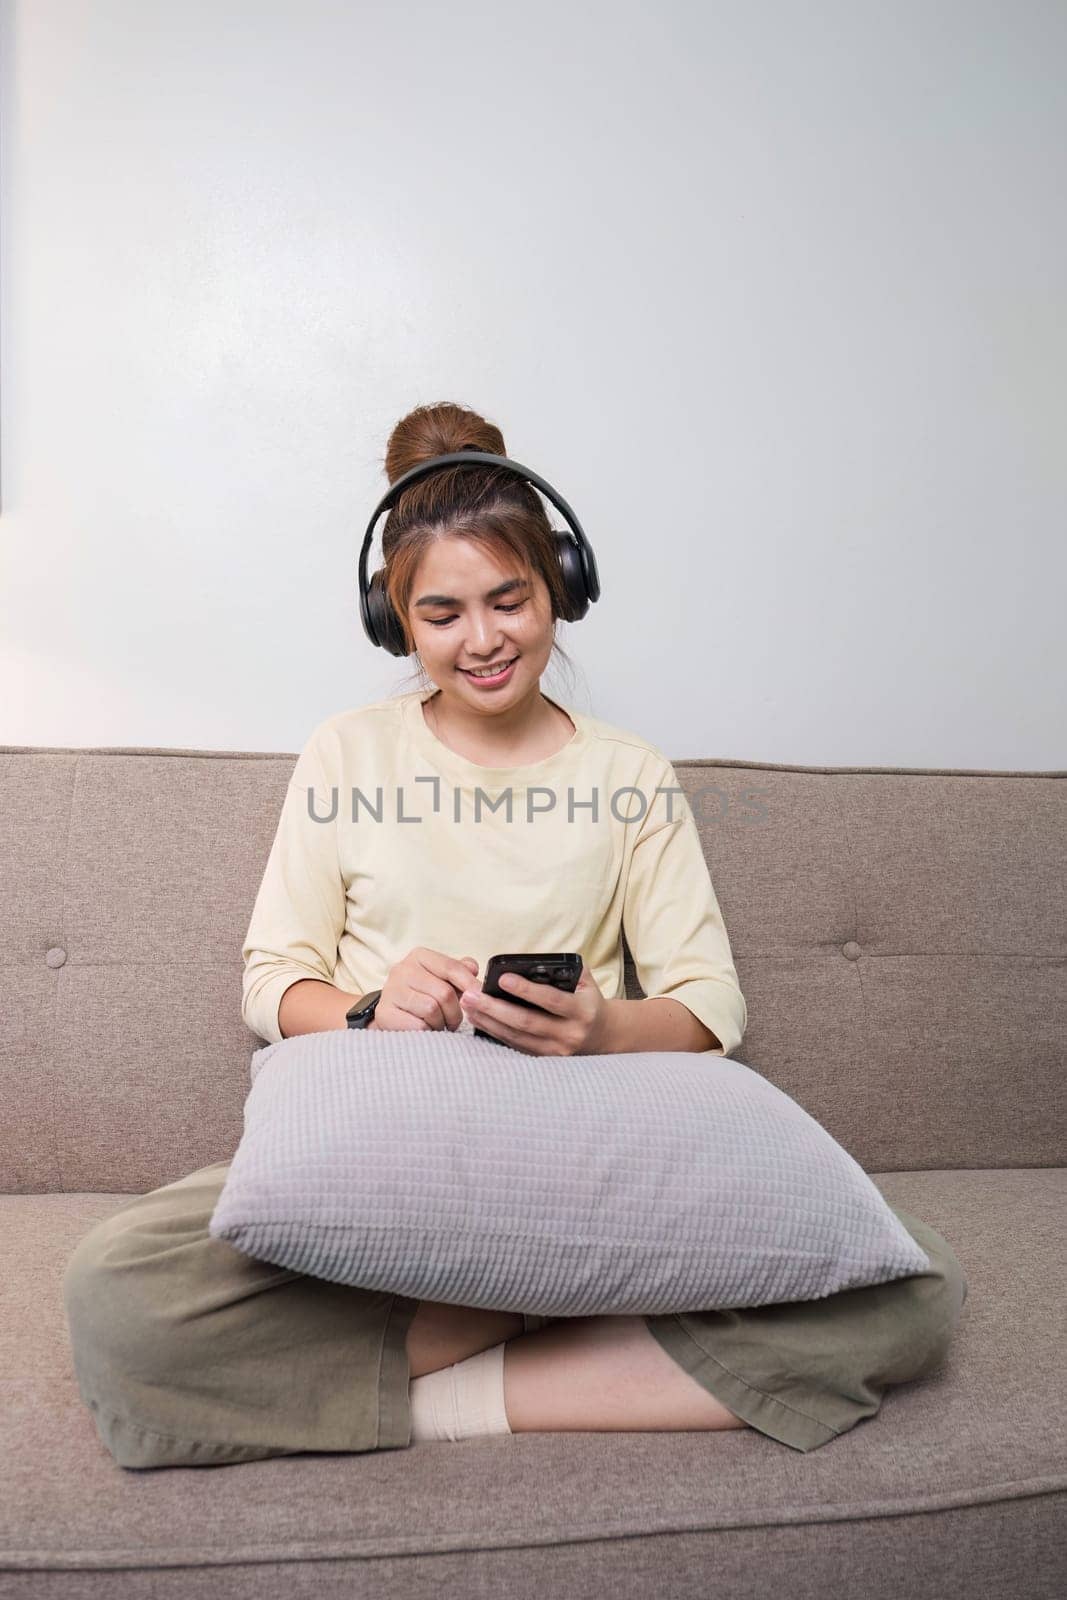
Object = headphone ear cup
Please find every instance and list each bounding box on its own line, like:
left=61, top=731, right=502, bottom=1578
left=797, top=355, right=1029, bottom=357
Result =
left=554, top=530, right=590, bottom=622
left=365, top=569, right=409, bottom=657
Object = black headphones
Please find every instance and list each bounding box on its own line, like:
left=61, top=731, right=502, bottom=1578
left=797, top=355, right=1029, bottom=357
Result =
left=357, top=450, right=602, bottom=657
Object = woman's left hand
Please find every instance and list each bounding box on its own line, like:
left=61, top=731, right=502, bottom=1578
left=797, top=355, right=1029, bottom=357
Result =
left=459, top=961, right=609, bottom=1056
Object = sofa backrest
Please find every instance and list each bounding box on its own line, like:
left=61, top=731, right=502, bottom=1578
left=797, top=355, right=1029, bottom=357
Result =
left=1, top=744, right=1063, bottom=1193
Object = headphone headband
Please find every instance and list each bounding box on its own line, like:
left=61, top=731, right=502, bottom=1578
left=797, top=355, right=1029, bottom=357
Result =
left=358, top=450, right=601, bottom=655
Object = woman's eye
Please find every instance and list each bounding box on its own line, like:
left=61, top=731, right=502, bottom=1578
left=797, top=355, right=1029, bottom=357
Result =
left=427, top=600, right=527, bottom=628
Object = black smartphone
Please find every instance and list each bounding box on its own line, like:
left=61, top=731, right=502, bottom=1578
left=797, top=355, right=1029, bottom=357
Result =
left=473, top=952, right=583, bottom=1042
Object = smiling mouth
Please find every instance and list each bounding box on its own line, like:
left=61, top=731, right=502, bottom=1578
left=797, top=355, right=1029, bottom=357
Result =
left=460, top=656, right=518, bottom=678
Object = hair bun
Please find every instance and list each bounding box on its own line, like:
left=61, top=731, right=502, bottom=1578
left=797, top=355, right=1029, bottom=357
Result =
left=383, top=402, right=507, bottom=487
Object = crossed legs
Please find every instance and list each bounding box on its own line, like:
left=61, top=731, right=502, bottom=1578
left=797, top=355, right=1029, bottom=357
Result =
left=406, top=1301, right=748, bottom=1434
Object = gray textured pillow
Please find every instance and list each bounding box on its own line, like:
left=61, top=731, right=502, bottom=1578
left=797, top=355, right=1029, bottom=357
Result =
left=208, top=1029, right=930, bottom=1314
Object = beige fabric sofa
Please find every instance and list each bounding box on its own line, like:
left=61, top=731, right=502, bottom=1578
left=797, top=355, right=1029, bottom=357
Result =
left=1, top=738, right=1064, bottom=1597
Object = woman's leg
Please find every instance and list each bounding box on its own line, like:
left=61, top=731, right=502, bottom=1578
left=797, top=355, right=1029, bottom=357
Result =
left=62, top=1160, right=419, bottom=1469
left=502, top=1314, right=748, bottom=1433
left=494, top=1205, right=965, bottom=1445
left=640, top=1203, right=969, bottom=1452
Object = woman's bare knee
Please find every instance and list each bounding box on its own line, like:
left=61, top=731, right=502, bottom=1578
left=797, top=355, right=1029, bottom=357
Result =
left=405, top=1300, right=525, bottom=1379
left=502, top=1314, right=749, bottom=1434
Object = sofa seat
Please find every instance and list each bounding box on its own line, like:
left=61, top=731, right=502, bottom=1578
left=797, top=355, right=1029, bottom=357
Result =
left=2, top=1167, right=1063, bottom=1595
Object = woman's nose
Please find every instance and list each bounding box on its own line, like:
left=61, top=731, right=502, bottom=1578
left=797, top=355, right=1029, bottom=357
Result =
left=465, top=612, right=506, bottom=650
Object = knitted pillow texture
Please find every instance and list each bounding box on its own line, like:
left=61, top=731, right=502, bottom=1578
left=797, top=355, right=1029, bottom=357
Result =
left=208, top=1029, right=930, bottom=1314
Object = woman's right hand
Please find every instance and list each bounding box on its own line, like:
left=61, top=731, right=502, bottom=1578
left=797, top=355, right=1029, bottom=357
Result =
left=370, top=947, right=480, bottom=1032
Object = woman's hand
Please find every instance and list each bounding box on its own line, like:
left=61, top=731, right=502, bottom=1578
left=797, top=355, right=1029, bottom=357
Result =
left=458, top=960, right=609, bottom=1056
left=371, top=947, right=480, bottom=1032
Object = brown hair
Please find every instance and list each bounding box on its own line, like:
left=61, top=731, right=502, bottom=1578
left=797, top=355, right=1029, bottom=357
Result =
left=378, top=402, right=578, bottom=693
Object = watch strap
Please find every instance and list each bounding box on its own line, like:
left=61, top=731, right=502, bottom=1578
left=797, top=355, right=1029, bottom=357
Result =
left=346, top=990, right=382, bottom=1029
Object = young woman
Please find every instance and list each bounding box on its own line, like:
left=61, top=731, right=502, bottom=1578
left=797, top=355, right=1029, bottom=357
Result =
left=62, top=402, right=966, bottom=1466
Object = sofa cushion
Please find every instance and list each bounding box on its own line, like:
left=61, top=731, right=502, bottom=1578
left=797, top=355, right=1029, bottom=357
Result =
left=207, top=1029, right=930, bottom=1314
left=9, top=1170, right=1063, bottom=1592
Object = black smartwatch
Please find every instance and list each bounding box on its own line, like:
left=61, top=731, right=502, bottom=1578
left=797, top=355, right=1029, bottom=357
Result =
left=345, top=990, right=382, bottom=1030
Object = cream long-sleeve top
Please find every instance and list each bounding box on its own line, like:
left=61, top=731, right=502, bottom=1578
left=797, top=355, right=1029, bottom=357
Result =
left=241, top=689, right=747, bottom=1056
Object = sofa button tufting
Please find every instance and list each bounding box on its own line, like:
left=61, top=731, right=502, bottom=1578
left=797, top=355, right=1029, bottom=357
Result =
left=842, top=941, right=862, bottom=960
left=45, top=947, right=67, bottom=968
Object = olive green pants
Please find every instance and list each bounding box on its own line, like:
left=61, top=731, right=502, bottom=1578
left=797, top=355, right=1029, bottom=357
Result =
left=62, top=1159, right=967, bottom=1467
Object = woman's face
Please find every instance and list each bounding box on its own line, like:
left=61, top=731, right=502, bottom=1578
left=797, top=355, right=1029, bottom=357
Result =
left=406, top=535, right=556, bottom=710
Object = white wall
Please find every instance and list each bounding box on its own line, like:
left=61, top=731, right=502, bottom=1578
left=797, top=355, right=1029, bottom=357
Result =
left=2, top=0, right=1064, bottom=766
